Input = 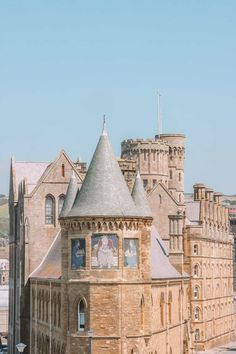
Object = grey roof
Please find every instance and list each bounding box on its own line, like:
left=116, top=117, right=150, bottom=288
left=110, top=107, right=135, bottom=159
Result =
left=30, top=231, right=61, bottom=279
left=68, top=125, right=139, bottom=218
left=185, top=201, right=200, bottom=223
left=14, top=161, right=49, bottom=197
left=132, top=172, right=152, bottom=217
left=60, top=171, right=78, bottom=217
left=151, top=226, right=182, bottom=279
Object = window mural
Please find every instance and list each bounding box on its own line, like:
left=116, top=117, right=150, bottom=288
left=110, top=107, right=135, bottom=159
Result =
left=124, top=239, right=138, bottom=268
left=91, top=234, right=118, bottom=269
left=71, top=239, right=86, bottom=269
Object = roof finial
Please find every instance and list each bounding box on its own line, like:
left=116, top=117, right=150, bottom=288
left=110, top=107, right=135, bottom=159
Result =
left=102, top=114, right=107, bottom=136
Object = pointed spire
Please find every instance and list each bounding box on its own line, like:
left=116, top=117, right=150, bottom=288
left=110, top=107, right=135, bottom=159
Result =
left=60, top=171, right=78, bottom=217
left=102, top=114, right=107, bottom=136
left=132, top=172, right=152, bottom=217
left=68, top=124, right=139, bottom=218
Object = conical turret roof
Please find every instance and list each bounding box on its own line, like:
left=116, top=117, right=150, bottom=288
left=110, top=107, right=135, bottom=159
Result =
left=60, top=171, right=78, bottom=217
left=132, top=172, right=152, bottom=217
left=68, top=124, right=139, bottom=218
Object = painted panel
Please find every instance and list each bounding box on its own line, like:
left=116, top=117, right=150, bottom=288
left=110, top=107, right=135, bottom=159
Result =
left=124, top=239, right=138, bottom=268
left=71, top=239, right=86, bottom=269
left=91, top=234, right=118, bottom=269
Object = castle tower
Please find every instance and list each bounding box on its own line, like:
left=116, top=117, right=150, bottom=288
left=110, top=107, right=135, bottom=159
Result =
left=158, top=134, right=185, bottom=203
left=60, top=124, right=153, bottom=354
left=121, top=138, right=169, bottom=191
left=121, top=134, right=185, bottom=202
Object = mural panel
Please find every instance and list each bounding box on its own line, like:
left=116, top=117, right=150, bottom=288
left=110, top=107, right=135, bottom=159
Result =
left=91, top=234, right=118, bottom=269
left=71, top=239, right=86, bottom=269
left=124, top=239, right=138, bottom=268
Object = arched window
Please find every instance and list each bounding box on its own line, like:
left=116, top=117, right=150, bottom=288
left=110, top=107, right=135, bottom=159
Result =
left=168, top=291, right=172, bottom=324
left=78, top=300, right=85, bottom=331
left=193, top=244, right=198, bottom=255
left=193, top=264, right=200, bottom=277
left=178, top=172, right=182, bottom=182
left=194, top=307, right=200, bottom=320
left=159, top=194, right=162, bottom=205
left=160, top=292, right=165, bottom=326
left=140, top=295, right=145, bottom=329
left=195, top=328, right=200, bottom=340
left=61, top=164, right=65, bottom=177
left=194, top=285, right=200, bottom=299
left=170, top=170, right=173, bottom=179
left=45, top=195, right=55, bottom=224
left=58, top=195, right=65, bottom=215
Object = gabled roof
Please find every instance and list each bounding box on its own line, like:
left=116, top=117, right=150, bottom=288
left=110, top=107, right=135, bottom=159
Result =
left=30, top=231, right=61, bottom=279
left=60, top=171, right=78, bottom=217
left=29, top=150, right=83, bottom=196
left=151, top=226, right=183, bottom=279
left=148, top=181, right=182, bottom=206
left=132, top=172, right=152, bottom=217
left=13, top=161, right=49, bottom=199
left=68, top=125, right=139, bottom=218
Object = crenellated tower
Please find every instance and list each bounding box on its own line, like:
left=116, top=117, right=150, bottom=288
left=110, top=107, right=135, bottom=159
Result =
left=121, top=133, right=185, bottom=202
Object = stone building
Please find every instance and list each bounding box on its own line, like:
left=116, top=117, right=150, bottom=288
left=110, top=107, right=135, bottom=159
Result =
left=184, top=184, right=234, bottom=350
left=0, top=238, right=9, bottom=343
left=8, top=151, right=85, bottom=354
left=8, top=124, right=235, bottom=353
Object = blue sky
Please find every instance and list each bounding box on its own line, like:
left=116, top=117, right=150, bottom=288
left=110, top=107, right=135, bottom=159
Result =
left=0, top=1, right=236, bottom=194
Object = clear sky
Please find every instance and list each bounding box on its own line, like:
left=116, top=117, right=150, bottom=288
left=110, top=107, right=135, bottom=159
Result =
left=0, top=1, right=236, bottom=195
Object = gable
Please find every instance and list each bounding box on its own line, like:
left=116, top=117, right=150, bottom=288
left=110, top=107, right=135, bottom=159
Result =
left=148, top=183, right=183, bottom=241
left=29, top=151, right=83, bottom=196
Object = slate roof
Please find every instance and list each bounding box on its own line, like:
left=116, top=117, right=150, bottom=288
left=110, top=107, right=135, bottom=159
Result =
left=151, top=226, right=183, bottom=279
left=185, top=201, right=200, bottom=224
left=132, top=172, right=152, bottom=217
left=14, top=161, right=49, bottom=196
left=60, top=171, right=78, bottom=217
left=30, top=231, right=61, bottom=279
left=68, top=125, right=140, bottom=218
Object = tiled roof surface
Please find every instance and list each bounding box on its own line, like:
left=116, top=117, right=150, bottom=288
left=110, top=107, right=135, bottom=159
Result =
left=131, top=172, right=152, bottom=217
left=30, top=231, right=61, bottom=279
left=185, top=201, right=200, bottom=223
left=14, top=162, right=49, bottom=195
left=68, top=126, right=139, bottom=218
left=151, top=226, right=183, bottom=279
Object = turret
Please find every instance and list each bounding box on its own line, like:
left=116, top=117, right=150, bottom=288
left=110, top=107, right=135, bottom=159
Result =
left=159, top=134, right=185, bottom=203
left=59, top=123, right=153, bottom=354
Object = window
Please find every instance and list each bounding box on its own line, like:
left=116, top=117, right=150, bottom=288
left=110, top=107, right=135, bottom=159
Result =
left=168, top=291, right=172, bottom=324
left=193, top=244, right=198, bottom=255
left=195, top=328, right=200, bottom=340
left=78, top=300, right=85, bottom=331
left=160, top=292, right=165, bottom=326
left=194, top=307, right=200, bottom=320
left=179, top=172, right=182, bottom=182
left=193, top=264, right=200, bottom=277
left=159, top=194, right=162, bottom=205
left=143, top=179, right=148, bottom=189
left=179, top=193, right=182, bottom=202
left=153, top=179, right=157, bottom=188
left=45, top=196, right=55, bottom=224
left=58, top=195, right=65, bottom=215
left=194, top=286, right=200, bottom=299
left=61, top=164, right=65, bottom=177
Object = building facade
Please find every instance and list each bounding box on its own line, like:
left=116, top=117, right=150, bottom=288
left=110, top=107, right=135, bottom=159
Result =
left=8, top=125, right=235, bottom=353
